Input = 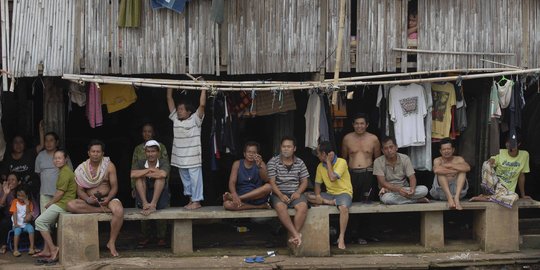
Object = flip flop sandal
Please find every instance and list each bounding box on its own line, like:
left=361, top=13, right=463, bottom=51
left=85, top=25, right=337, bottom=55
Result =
left=35, top=258, right=48, bottom=265
left=244, top=257, right=255, bottom=263
left=137, top=239, right=150, bottom=249
left=45, top=258, right=59, bottom=266
left=13, top=251, right=21, bottom=257
left=254, top=256, right=265, bottom=263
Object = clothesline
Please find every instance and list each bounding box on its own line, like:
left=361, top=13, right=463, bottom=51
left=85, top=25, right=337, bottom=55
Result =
left=62, top=67, right=540, bottom=92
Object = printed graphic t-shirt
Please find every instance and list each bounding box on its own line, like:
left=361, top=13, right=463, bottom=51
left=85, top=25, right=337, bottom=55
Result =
left=389, top=84, right=427, bottom=147
left=492, top=149, right=530, bottom=193
left=431, top=83, right=456, bottom=139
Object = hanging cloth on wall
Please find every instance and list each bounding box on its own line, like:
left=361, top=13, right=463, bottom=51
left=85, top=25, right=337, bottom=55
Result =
left=252, top=90, right=296, bottom=117
left=100, top=84, right=137, bottom=113
left=389, top=83, right=427, bottom=148
left=408, top=83, right=433, bottom=171
left=507, top=77, right=525, bottom=148
left=118, top=0, right=141, bottom=27
left=497, top=79, right=514, bottom=109
left=151, top=0, right=190, bottom=13
left=86, top=83, right=103, bottom=128
left=489, top=81, right=502, bottom=119
left=431, top=82, right=456, bottom=139
left=305, top=91, right=321, bottom=150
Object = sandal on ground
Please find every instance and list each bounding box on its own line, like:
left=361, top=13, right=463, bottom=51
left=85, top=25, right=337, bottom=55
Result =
left=28, top=249, right=36, bottom=255
left=0, top=245, right=6, bottom=254
left=137, top=239, right=150, bottom=248
left=13, top=250, right=21, bottom=257
left=157, top=239, right=167, bottom=247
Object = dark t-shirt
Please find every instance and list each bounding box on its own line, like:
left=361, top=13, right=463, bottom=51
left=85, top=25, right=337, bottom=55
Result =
left=1, top=151, right=38, bottom=190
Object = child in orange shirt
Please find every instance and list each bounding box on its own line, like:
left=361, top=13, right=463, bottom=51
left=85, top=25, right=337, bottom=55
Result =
left=9, top=185, right=36, bottom=257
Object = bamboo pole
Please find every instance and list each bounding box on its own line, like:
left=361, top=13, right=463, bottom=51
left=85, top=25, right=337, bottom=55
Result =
left=62, top=67, right=540, bottom=91
left=480, top=59, right=523, bottom=69
left=393, top=47, right=515, bottom=56
left=332, top=0, right=346, bottom=104
left=1, top=0, right=8, bottom=91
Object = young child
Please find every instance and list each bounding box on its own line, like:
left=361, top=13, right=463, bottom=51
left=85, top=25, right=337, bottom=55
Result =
left=9, top=185, right=36, bottom=257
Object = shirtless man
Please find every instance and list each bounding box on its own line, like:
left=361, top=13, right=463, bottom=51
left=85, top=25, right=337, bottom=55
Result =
left=431, top=138, right=470, bottom=210
left=341, top=113, right=381, bottom=202
left=67, top=140, right=124, bottom=257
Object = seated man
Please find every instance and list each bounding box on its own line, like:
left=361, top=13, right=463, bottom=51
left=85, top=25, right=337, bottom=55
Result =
left=222, top=141, right=271, bottom=211
left=430, top=138, right=470, bottom=210
left=267, top=136, right=309, bottom=247
left=130, top=140, right=170, bottom=247
left=66, top=140, right=124, bottom=257
left=307, top=141, right=353, bottom=250
left=470, top=137, right=531, bottom=208
left=374, top=137, right=429, bottom=205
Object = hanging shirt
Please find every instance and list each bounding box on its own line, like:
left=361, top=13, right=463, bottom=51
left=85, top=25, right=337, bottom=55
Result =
left=408, top=83, right=433, bottom=170
left=304, top=92, right=321, bottom=150
left=169, top=110, right=204, bottom=169
left=489, top=81, right=502, bottom=119
left=497, top=80, right=514, bottom=109
left=389, top=84, right=427, bottom=148
left=100, top=84, right=137, bottom=113
left=491, top=149, right=530, bottom=193
left=431, top=83, right=456, bottom=139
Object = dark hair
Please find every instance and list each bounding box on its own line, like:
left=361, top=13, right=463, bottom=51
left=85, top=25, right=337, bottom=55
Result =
left=280, top=136, right=296, bottom=147
left=6, top=173, right=19, bottom=182
left=177, top=101, right=195, bottom=114
left=88, top=139, right=106, bottom=151
left=318, top=141, right=334, bottom=154
left=16, top=184, right=31, bottom=200
left=439, top=137, right=453, bottom=149
left=352, top=113, right=370, bottom=125
left=381, top=136, right=397, bottom=146
left=54, top=149, right=69, bottom=158
left=142, top=122, right=155, bottom=131
left=244, top=141, right=260, bottom=153
left=44, top=132, right=59, bottom=142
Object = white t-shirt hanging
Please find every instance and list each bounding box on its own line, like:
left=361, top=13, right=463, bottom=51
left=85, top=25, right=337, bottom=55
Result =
left=389, top=84, right=427, bottom=148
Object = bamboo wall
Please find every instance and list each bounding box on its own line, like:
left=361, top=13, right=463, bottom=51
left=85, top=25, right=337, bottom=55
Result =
left=6, top=0, right=540, bottom=77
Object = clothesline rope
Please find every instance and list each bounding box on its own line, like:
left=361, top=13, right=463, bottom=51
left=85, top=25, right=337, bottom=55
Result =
left=62, top=67, right=540, bottom=92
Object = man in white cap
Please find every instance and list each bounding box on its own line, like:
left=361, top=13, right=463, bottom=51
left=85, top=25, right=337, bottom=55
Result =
left=130, top=140, right=170, bottom=247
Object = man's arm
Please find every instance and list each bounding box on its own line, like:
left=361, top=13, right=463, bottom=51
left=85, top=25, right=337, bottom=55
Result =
left=103, top=163, right=119, bottom=205
left=197, top=89, right=206, bottom=119
left=228, top=161, right=242, bottom=206
left=433, top=158, right=458, bottom=175
left=45, top=189, right=66, bottom=208
left=341, top=136, right=349, bottom=160
left=373, top=137, right=382, bottom=159
left=325, top=153, right=339, bottom=182
left=130, top=168, right=149, bottom=179
left=145, top=168, right=167, bottom=179
left=407, top=174, right=418, bottom=194
left=166, top=88, right=175, bottom=114
left=518, top=172, right=531, bottom=199
left=376, top=175, right=400, bottom=192
left=35, top=120, right=45, bottom=154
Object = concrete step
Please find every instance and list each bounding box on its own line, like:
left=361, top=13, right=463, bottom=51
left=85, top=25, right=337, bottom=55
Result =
left=520, top=234, right=540, bottom=249
left=519, top=218, right=540, bottom=230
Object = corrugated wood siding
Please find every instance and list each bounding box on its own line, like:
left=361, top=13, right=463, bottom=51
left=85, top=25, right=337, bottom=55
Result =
left=356, top=0, right=404, bottom=72
left=326, top=0, right=350, bottom=72
left=188, top=0, right=215, bottom=74
left=9, top=0, right=76, bottom=77
left=119, top=0, right=187, bottom=74
left=529, top=0, right=540, bottom=68
left=226, top=0, right=321, bottom=75
left=84, top=0, right=114, bottom=74
left=417, top=0, right=522, bottom=71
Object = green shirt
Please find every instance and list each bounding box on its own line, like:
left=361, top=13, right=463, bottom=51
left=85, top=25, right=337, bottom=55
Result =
left=55, top=165, right=77, bottom=210
left=492, top=149, right=530, bottom=192
left=131, top=142, right=168, bottom=187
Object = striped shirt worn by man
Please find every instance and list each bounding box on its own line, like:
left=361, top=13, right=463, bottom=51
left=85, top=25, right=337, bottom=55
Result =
left=267, top=155, right=310, bottom=194
left=169, top=110, right=203, bottom=169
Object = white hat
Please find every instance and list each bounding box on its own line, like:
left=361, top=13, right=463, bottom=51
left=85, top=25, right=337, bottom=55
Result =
left=144, top=140, right=161, bottom=150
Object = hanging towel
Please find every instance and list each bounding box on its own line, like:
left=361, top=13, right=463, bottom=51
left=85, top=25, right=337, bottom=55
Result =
left=305, top=92, right=321, bottom=150
left=118, top=0, right=142, bottom=27
left=497, top=80, right=514, bottom=109
left=86, top=83, right=103, bottom=128
left=100, top=84, right=137, bottom=113
left=151, top=0, right=190, bottom=13
left=251, top=90, right=296, bottom=116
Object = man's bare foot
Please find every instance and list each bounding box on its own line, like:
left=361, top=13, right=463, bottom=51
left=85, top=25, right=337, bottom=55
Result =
left=222, top=192, right=233, bottom=202
left=469, top=195, right=489, bottom=202
left=48, top=247, right=59, bottom=261
left=106, top=242, right=119, bottom=257
left=454, top=199, right=463, bottom=210
left=32, top=251, right=50, bottom=258
left=257, top=202, right=272, bottom=209
left=323, top=198, right=337, bottom=206
left=338, top=237, right=346, bottom=250
left=184, top=201, right=193, bottom=209
left=417, top=197, right=430, bottom=203
left=141, top=207, right=156, bottom=216
left=447, top=199, right=456, bottom=209
left=186, top=201, right=201, bottom=210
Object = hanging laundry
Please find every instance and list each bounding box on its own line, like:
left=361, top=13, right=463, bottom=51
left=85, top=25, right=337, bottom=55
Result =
left=389, top=84, right=427, bottom=148
left=118, top=0, right=141, bottom=27
left=100, top=84, right=137, bottom=113
left=86, top=83, right=103, bottom=128
left=251, top=90, right=296, bottom=116
left=304, top=91, right=321, bottom=150
left=507, top=78, right=524, bottom=148
left=319, top=94, right=330, bottom=143
left=431, top=82, right=456, bottom=139
left=68, top=82, right=87, bottom=107
left=454, top=81, right=467, bottom=132
left=151, top=0, right=190, bottom=13
left=227, top=91, right=252, bottom=115
left=408, top=83, right=433, bottom=171
left=497, top=79, right=514, bottom=109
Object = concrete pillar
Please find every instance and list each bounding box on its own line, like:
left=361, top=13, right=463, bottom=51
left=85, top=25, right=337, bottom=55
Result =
left=420, top=211, right=444, bottom=249
left=58, top=214, right=100, bottom=264
left=172, top=220, right=193, bottom=254
left=473, top=204, right=519, bottom=252
left=290, top=206, right=330, bottom=256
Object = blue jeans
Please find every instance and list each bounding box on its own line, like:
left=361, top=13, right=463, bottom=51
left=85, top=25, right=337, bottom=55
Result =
left=179, top=167, right=204, bottom=202
left=14, top=224, right=35, bottom=236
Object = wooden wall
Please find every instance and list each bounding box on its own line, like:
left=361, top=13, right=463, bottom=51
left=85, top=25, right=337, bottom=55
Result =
left=6, top=0, right=540, bottom=77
